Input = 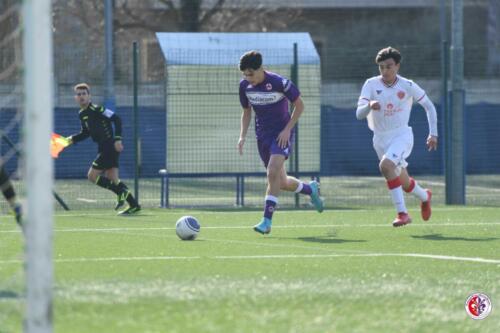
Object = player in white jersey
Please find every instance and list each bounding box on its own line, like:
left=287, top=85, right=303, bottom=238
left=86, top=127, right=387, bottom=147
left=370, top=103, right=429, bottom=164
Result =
left=356, top=46, right=438, bottom=227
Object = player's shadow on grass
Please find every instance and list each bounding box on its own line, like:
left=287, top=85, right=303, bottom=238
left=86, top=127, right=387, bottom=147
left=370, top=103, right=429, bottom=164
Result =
left=278, top=236, right=366, bottom=244
left=411, top=233, right=498, bottom=242
left=0, top=290, right=20, bottom=299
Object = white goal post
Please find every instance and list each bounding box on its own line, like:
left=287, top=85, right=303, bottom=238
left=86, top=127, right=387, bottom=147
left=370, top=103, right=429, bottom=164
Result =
left=23, top=0, right=54, bottom=332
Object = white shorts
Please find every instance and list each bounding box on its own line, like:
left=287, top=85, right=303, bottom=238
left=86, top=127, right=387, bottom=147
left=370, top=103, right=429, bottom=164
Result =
left=373, top=127, right=414, bottom=174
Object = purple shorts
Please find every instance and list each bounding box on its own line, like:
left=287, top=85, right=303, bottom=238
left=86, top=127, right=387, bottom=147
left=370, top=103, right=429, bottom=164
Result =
left=257, top=135, right=293, bottom=168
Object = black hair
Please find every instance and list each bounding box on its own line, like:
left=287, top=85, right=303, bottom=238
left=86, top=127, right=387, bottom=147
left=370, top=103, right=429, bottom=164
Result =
left=375, top=46, right=402, bottom=64
left=239, top=50, right=263, bottom=71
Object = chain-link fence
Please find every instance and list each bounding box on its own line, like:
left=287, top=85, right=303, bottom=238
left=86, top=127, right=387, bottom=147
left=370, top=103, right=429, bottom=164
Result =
left=2, top=3, right=500, bottom=211
left=42, top=39, right=500, bottom=209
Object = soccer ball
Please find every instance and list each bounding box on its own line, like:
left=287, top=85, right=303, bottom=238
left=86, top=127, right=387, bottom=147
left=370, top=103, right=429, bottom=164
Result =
left=175, top=216, right=200, bottom=240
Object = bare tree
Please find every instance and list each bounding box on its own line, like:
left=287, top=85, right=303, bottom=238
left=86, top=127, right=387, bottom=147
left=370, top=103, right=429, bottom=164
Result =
left=54, top=0, right=302, bottom=36
left=51, top=0, right=302, bottom=82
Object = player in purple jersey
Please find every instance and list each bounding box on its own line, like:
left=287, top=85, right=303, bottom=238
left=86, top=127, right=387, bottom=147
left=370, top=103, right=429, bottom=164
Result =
left=238, top=51, right=324, bottom=235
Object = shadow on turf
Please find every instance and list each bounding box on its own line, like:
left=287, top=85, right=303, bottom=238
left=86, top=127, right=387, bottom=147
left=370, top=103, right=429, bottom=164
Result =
left=0, top=290, right=20, bottom=299
left=411, top=233, right=498, bottom=242
left=186, top=206, right=363, bottom=212
left=277, top=236, right=366, bottom=244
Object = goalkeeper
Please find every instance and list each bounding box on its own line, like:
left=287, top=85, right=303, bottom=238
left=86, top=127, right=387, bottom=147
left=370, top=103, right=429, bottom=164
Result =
left=66, top=83, right=140, bottom=215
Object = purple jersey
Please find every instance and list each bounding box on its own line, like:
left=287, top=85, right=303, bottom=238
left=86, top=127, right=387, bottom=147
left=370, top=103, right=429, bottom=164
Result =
left=239, top=71, right=300, bottom=140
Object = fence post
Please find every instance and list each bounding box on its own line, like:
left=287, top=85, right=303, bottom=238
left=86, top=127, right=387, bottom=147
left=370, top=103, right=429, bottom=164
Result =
left=133, top=41, right=140, bottom=202
left=236, top=175, right=240, bottom=206
left=159, top=169, right=168, bottom=208
left=241, top=175, right=245, bottom=207
left=291, top=42, right=299, bottom=208
left=441, top=40, right=448, bottom=177
left=447, top=0, right=466, bottom=204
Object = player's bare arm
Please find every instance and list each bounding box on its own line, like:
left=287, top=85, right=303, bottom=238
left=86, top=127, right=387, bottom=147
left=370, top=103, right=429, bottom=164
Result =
left=427, top=135, right=438, bottom=151
left=114, top=140, right=124, bottom=152
left=277, top=96, right=304, bottom=148
left=238, top=107, right=252, bottom=155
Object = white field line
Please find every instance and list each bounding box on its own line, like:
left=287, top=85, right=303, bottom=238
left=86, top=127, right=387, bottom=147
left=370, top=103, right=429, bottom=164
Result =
left=1, top=221, right=500, bottom=234
left=1, top=205, right=483, bottom=218
left=0, top=206, right=486, bottom=221
left=76, top=198, right=98, bottom=203
left=0, top=203, right=491, bottom=225
left=1, top=253, right=499, bottom=265
left=3, top=221, right=500, bottom=234
left=0, top=256, right=201, bottom=264
left=214, top=253, right=500, bottom=264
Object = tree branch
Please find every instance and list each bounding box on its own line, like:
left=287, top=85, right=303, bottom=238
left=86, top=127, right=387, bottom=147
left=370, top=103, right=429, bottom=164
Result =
left=116, top=0, right=177, bottom=32
left=199, top=0, right=225, bottom=27
left=158, top=0, right=177, bottom=12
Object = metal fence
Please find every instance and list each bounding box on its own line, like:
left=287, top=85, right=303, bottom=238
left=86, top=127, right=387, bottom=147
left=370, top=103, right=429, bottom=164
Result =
left=1, top=39, right=499, bottom=211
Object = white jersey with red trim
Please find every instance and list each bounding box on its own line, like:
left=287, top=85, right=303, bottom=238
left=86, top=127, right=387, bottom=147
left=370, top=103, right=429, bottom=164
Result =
left=358, top=75, right=426, bottom=134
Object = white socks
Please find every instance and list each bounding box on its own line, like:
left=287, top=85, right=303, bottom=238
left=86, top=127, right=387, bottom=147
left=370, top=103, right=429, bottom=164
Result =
left=404, top=178, right=429, bottom=202
left=387, top=177, right=407, bottom=213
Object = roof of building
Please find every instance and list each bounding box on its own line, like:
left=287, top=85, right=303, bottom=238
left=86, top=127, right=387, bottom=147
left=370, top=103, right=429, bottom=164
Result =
left=156, top=32, right=320, bottom=65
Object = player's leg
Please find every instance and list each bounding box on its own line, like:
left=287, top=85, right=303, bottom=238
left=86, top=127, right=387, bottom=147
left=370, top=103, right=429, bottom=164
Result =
left=104, top=168, right=119, bottom=183
left=254, top=154, right=285, bottom=234
left=105, top=168, right=130, bottom=211
left=90, top=166, right=120, bottom=193
left=253, top=138, right=277, bottom=234
left=279, top=168, right=323, bottom=212
left=400, top=168, right=432, bottom=221
left=379, top=158, right=411, bottom=226
left=379, top=137, right=413, bottom=227
left=114, top=169, right=140, bottom=215
left=102, top=145, right=141, bottom=215
left=106, top=169, right=129, bottom=194
left=265, top=155, right=283, bottom=216
left=0, top=166, right=22, bottom=225
left=278, top=166, right=300, bottom=192
left=90, top=150, right=125, bottom=197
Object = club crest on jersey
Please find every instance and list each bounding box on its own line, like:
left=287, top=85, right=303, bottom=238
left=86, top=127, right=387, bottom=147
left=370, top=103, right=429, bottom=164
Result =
left=266, top=83, right=273, bottom=91
left=387, top=103, right=394, bottom=109
left=397, top=91, right=405, bottom=99
left=376, top=90, right=382, bottom=95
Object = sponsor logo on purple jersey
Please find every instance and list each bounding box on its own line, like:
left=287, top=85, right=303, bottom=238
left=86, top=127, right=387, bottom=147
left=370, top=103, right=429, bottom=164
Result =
left=239, top=71, right=300, bottom=140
